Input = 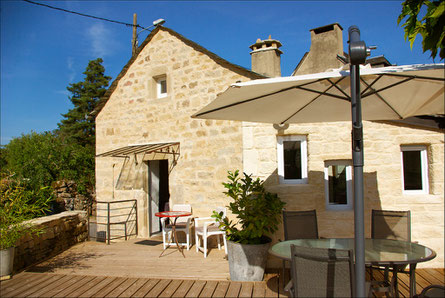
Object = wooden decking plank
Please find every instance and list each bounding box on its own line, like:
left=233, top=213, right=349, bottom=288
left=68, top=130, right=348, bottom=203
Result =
left=34, top=274, right=85, bottom=298
left=25, top=274, right=73, bottom=297
left=158, top=279, right=183, bottom=298
left=145, top=279, right=171, bottom=297
left=66, top=276, right=107, bottom=297
left=421, top=268, right=445, bottom=284
left=53, top=275, right=96, bottom=298
left=225, top=281, right=241, bottom=298
left=252, top=281, right=266, bottom=298
left=212, top=281, right=229, bottom=297
left=238, top=282, right=253, bottom=298
left=0, top=273, right=38, bottom=296
left=199, top=280, right=218, bottom=297
left=131, top=278, right=159, bottom=297
left=104, top=278, right=138, bottom=298
left=265, top=275, right=280, bottom=298
left=17, top=274, right=65, bottom=297
left=173, top=279, right=194, bottom=298
left=2, top=273, right=54, bottom=297
left=185, top=280, right=206, bottom=298
left=117, top=278, right=149, bottom=297
left=81, top=276, right=117, bottom=298
left=94, top=277, right=128, bottom=298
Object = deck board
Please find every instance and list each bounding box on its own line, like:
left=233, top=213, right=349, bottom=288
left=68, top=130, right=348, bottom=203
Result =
left=185, top=280, right=206, bottom=298
left=117, top=278, right=148, bottom=297
left=213, top=281, right=229, bottom=297
left=104, top=277, right=138, bottom=297
left=199, top=280, right=218, bottom=297
left=173, top=279, right=194, bottom=297
left=159, top=279, right=183, bottom=298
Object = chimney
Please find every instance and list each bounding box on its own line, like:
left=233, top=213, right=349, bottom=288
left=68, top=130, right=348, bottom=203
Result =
left=293, top=23, right=344, bottom=75
left=250, top=35, right=283, bottom=77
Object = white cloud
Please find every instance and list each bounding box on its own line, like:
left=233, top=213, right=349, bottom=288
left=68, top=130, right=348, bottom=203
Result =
left=67, top=56, right=76, bottom=82
left=87, top=22, right=113, bottom=57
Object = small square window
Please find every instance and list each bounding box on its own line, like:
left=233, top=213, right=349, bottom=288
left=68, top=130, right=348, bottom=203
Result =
left=324, top=160, right=353, bottom=211
left=277, top=135, right=307, bottom=184
left=156, top=76, right=167, bottom=98
left=401, top=146, right=428, bottom=194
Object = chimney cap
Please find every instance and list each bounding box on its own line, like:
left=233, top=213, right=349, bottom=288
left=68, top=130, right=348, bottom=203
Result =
left=249, top=36, right=282, bottom=51
left=310, top=23, right=343, bottom=33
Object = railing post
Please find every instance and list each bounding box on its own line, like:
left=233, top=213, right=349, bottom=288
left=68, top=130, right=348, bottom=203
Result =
left=135, top=200, right=138, bottom=236
left=107, top=202, right=111, bottom=245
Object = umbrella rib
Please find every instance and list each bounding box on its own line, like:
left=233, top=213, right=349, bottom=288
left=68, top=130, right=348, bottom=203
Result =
left=360, top=78, right=404, bottom=119
left=327, top=77, right=351, bottom=99
left=382, top=73, right=445, bottom=82
left=280, top=79, right=348, bottom=124
left=362, top=77, right=414, bottom=98
left=361, top=75, right=383, bottom=95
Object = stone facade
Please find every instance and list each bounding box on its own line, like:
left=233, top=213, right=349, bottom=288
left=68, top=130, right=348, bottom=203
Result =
left=95, top=25, right=444, bottom=268
left=13, top=211, right=88, bottom=272
left=95, top=27, right=262, bottom=238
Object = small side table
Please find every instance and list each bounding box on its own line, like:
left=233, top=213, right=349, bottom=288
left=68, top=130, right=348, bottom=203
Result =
left=155, top=211, right=192, bottom=258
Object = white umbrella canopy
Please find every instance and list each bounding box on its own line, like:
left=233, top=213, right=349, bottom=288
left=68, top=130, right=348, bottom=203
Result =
left=192, top=63, right=444, bottom=124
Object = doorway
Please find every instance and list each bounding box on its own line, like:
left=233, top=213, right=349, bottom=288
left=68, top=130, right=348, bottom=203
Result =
left=148, top=160, right=170, bottom=236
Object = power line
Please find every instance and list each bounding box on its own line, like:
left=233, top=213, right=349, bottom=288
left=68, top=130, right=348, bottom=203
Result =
left=23, top=0, right=144, bottom=29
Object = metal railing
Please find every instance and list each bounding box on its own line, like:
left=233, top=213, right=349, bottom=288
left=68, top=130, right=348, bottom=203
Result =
left=88, top=199, right=138, bottom=245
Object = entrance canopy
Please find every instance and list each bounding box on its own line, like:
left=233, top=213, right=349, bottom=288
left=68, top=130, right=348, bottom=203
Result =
left=96, top=142, right=180, bottom=159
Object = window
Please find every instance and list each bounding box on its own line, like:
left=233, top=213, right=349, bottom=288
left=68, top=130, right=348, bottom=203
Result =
left=401, top=146, right=429, bottom=194
left=324, top=160, right=353, bottom=211
left=156, top=76, right=167, bottom=98
left=277, top=135, right=307, bottom=184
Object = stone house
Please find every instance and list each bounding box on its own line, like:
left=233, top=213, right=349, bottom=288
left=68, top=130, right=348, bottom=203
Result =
left=94, top=24, right=444, bottom=268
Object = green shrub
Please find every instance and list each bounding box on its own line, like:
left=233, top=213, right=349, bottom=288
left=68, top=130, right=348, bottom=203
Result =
left=213, top=170, right=285, bottom=244
left=0, top=173, right=52, bottom=250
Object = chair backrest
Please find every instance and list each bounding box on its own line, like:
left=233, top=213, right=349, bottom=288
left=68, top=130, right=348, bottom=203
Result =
left=419, top=285, right=445, bottom=298
left=282, top=209, right=319, bottom=240
left=172, top=204, right=192, bottom=223
left=290, top=245, right=355, bottom=297
left=371, top=209, right=411, bottom=242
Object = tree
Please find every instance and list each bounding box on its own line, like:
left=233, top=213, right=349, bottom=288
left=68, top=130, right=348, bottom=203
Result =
left=58, top=58, right=111, bottom=147
left=398, top=0, right=445, bottom=60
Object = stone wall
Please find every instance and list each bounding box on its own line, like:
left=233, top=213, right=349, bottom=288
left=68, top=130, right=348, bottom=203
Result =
left=243, top=120, right=444, bottom=268
left=52, top=180, right=95, bottom=212
left=13, top=211, right=88, bottom=272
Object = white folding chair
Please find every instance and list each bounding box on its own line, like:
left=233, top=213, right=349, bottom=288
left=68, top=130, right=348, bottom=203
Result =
left=160, top=204, right=193, bottom=250
left=195, top=207, right=227, bottom=258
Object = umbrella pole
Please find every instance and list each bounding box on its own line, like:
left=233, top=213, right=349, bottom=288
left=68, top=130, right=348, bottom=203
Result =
left=349, top=25, right=367, bottom=298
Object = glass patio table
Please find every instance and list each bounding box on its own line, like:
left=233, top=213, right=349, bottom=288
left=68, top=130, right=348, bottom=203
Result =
left=269, top=238, right=436, bottom=297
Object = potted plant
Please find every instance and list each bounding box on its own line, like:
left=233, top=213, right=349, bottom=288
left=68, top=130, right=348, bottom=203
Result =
left=0, top=174, right=51, bottom=279
left=213, top=170, right=285, bottom=281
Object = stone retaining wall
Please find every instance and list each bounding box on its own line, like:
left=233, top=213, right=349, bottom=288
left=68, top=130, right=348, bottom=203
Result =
left=13, top=211, right=88, bottom=272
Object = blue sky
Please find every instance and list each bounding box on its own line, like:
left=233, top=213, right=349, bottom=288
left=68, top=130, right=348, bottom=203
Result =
left=0, top=0, right=437, bottom=145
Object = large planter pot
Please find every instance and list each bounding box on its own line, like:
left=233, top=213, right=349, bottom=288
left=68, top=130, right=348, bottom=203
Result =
left=227, top=239, right=271, bottom=281
left=0, top=247, right=15, bottom=278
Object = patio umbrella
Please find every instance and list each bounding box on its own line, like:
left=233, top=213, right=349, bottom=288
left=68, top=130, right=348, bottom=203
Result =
left=192, top=26, right=444, bottom=297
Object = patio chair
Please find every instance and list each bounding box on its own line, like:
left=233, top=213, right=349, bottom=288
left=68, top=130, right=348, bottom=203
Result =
left=288, top=244, right=362, bottom=297
left=281, top=209, right=319, bottom=281
left=160, top=204, right=193, bottom=250
left=370, top=209, right=411, bottom=295
left=194, top=207, right=227, bottom=258
left=417, top=285, right=445, bottom=298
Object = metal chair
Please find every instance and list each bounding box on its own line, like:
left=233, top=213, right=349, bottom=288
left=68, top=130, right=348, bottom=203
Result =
left=370, top=209, right=411, bottom=295
left=417, top=285, right=445, bottom=298
left=281, top=209, right=319, bottom=280
left=160, top=204, right=193, bottom=250
left=289, top=244, right=356, bottom=297
left=194, top=207, right=227, bottom=258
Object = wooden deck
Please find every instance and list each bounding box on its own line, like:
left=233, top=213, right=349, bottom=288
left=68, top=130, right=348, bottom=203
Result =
left=1, top=238, right=443, bottom=297
left=1, top=269, right=443, bottom=297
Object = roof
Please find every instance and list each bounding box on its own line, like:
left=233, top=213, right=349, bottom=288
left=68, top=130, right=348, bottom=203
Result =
left=92, top=26, right=265, bottom=117
left=96, top=142, right=180, bottom=158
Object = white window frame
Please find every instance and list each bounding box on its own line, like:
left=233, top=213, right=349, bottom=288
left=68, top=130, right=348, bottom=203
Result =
left=324, top=160, right=353, bottom=211
left=277, top=135, right=308, bottom=184
left=400, top=145, right=429, bottom=194
left=156, top=76, right=167, bottom=98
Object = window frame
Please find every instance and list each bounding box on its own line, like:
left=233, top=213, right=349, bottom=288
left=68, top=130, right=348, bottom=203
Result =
left=277, top=135, right=308, bottom=184
left=324, top=160, right=353, bottom=211
left=400, top=145, right=429, bottom=194
left=156, top=76, right=167, bottom=99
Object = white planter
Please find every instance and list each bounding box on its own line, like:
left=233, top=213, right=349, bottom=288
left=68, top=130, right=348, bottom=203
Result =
left=0, top=247, right=15, bottom=278
left=227, top=239, right=271, bottom=281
